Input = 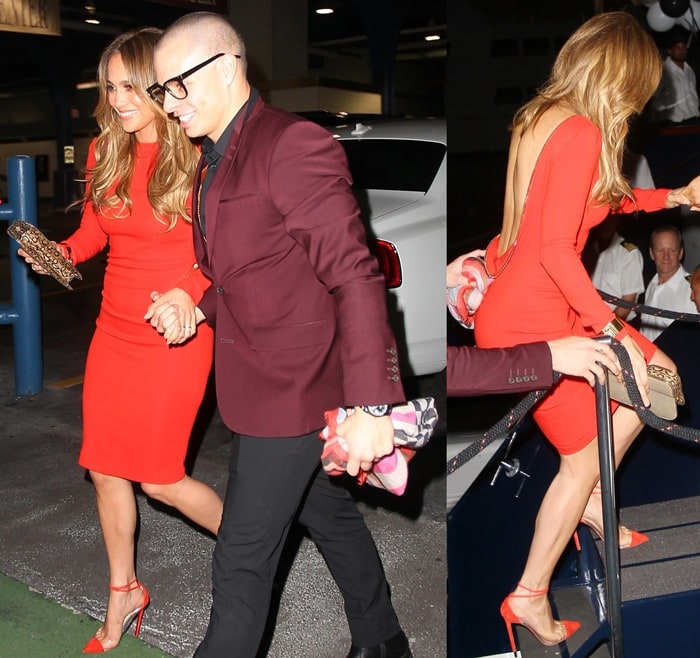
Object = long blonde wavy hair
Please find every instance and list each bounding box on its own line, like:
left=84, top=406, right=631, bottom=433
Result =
left=513, top=12, right=662, bottom=209
left=87, top=27, right=198, bottom=229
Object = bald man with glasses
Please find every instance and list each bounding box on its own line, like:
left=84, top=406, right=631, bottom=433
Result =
left=146, top=11, right=411, bottom=658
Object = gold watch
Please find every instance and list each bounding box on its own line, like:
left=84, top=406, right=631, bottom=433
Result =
left=600, top=317, right=625, bottom=338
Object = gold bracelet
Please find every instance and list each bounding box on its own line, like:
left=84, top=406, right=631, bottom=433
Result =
left=600, top=317, right=625, bottom=338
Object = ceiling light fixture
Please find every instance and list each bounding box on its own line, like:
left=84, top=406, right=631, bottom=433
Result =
left=424, top=34, right=441, bottom=42
left=84, top=1, right=100, bottom=25
left=316, top=7, right=334, bottom=15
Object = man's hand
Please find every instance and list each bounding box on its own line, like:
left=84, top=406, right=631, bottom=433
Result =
left=334, top=409, right=395, bottom=476
left=666, top=175, right=700, bottom=210
left=547, top=336, right=620, bottom=386
left=446, top=249, right=486, bottom=288
left=144, top=288, right=197, bottom=345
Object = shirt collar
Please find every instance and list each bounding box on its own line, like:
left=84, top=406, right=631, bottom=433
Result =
left=201, top=88, right=257, bottom=168
left=654, top=266, right=689, bottom=289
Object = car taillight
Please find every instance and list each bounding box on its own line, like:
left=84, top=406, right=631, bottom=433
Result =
left=374, top=239, right=402, bottom=288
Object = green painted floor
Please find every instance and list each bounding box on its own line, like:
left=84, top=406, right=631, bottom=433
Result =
left=0, top=573, right=174, bottom=658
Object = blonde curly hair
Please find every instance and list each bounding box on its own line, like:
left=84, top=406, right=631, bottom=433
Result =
left=513, top=12, right=662, bottom=209
left=86, top=27, right=199, bottom=229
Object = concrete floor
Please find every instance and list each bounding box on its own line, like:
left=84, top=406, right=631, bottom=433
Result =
left=0, top=205, right=446, bottom=657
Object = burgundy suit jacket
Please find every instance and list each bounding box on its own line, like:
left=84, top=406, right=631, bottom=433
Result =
left=193, top=97, right=405, bottom=437
left=447, top=343, right=553, bottom=397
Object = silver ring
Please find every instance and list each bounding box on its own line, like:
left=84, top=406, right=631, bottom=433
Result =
left=182, top=325, right=192, bottom=331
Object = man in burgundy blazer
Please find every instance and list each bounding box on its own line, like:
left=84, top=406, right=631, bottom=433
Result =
left=150, top=12, right=410, bottom=658
left=447, top=337, right=620, bottom=397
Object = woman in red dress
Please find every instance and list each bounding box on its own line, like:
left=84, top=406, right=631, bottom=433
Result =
left=21, top=29, right=221, bottom=653
left=474, top=12, right=700, bottom=652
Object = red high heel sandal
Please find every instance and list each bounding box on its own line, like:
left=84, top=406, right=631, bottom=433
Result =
left=500, top=583, right=580, bottom=655
left=573, top=522, right=649, bottom=551
left=82, top=578, right=150, bottom=654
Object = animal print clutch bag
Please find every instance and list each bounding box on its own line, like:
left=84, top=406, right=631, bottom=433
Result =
left=6, top=220, right=82, bottom=290
left=608, top=364, right=684, bottom=420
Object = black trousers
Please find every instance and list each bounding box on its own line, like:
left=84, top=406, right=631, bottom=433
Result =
left=193, top=431, right=401, bottom=658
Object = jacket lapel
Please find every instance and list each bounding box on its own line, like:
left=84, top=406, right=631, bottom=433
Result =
left=203, top=94, right=263, bottom=263
left=192, top=156, right=210, bottom=274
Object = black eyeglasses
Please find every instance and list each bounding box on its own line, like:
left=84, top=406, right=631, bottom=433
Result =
left=147, top=52, right=240, bottom=104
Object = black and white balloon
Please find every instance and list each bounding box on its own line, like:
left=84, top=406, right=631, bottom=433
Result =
left=647, top=0, right=698, bottom=31
left=648, top=2, right=680, bottom=30
left=660, top=0, right=691, bottom=18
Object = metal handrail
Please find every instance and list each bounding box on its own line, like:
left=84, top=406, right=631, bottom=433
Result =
left=594, top=334, right=624, bottom=658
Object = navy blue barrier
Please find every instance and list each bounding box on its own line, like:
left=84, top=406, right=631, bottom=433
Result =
left=0, top=156, right=42, bottom=395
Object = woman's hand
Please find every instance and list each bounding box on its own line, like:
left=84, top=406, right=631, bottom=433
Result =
left=17, top=242, right=70, bottom=276
left=446, top=249, right=486, bottom=287
left=618, top=334, right=651, bottom=407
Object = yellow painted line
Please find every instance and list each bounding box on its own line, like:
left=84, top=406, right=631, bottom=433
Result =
left=46, top=375, right=84, bottom=389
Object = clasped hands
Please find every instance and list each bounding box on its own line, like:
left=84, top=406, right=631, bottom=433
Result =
left=144, top=288, right=204, bottom=345
left=666, top=175, right=700, bottom=209
left=143, top=292, right=395, bottom=473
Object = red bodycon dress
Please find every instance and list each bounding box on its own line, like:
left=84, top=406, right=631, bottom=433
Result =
left=475, top=115, right=669, bottom=454
left=65, top=140, right=214, bottom=483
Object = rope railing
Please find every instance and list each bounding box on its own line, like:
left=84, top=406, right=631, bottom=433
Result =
left=446, top=376, right=556, bottom=475
left=597, top=290, right=700, bottom=324
left=447, top=291, right=700, bottom=475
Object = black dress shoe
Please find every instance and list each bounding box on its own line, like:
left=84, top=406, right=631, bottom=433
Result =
left=345, top=630, right=412, bottom=658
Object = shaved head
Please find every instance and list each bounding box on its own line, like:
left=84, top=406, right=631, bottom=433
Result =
left=158, top=11, right=246, bottom=71
left=154, top=11, right=250, bottom=142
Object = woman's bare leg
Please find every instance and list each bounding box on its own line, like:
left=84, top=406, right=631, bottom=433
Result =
left=507, top=404, right=644, bottom=642
left=88, top=471, right=145, bottom=650
left=142, top=475, right=223, bottom=536
left=583, top=347, right=676, bottom=540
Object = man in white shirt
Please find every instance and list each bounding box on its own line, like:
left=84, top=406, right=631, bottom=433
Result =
left=653, top=265, right=700, bottom=428
left=590, top=215, right=645, bottom=321
left=653, top=30, right=700, bottom=124
left=640, top=225, right=697, bottom=341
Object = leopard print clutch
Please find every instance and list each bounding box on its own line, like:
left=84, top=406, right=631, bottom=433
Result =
left=608, top=364, right=684, bottom=420
left=6, top=220, right=82, bottom=290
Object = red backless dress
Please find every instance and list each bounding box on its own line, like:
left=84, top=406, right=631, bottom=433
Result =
left=475, top=115, right=668, bottom=454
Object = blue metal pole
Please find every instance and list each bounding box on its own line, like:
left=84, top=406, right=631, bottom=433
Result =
left=5, top=156, right=43, bottom=395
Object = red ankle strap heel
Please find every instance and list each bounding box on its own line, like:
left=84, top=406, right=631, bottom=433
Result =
left=499, top=582, right=580, bottom=655
left=82, top=578, right=150, bottom=654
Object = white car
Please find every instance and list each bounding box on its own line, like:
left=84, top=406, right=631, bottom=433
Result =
left=328, top=118, right=446, bottom=377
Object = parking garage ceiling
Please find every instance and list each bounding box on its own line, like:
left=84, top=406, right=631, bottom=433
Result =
left=0, top=0, right=446, bottom=97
